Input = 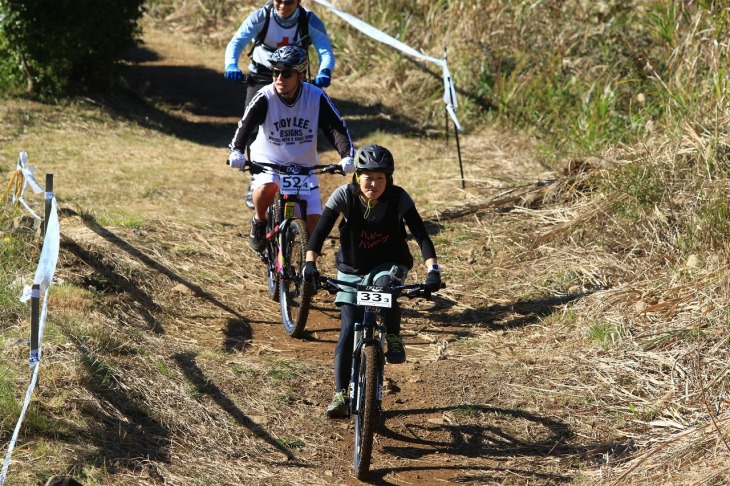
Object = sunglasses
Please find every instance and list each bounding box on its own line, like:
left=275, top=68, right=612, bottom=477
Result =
left=272, top=69, right=296, bottom=79
left=274, top=0, right=296, bottom=5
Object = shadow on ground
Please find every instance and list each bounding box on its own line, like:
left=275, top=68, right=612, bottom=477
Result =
left=370, top=403, right=632, bottom=484
left=115, top=46, right=432, bottom=149
left=58, top=207, right=252, bottom=352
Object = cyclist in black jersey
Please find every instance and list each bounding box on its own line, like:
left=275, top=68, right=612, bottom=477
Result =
left=302, top=144, right=443, bottom=417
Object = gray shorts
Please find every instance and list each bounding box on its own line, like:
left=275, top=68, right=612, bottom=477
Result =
left=334, top=262, right=410, bottom=306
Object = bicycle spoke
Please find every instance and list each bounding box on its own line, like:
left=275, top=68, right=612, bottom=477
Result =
left=280, top=219, right=312, bottom=337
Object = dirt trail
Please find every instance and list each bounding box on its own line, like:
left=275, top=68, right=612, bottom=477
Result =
left=50, top=24, right=590, bottom=486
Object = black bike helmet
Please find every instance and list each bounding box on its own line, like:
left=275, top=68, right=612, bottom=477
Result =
left=269, top=45, right=308, bottom=73
left=355, top=144, right=395, bottom=174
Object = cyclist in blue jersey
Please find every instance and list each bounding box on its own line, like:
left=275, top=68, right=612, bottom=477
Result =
left=225, top=0, right=336, bottom=208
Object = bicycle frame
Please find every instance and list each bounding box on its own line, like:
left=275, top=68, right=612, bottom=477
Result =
left=247, top=160, right=343, bottom=337
left=317, top=270, right=435, bottom=479
left=268, top=192, right=309, bottom=274
left=349, top=294, right=388, bottom=417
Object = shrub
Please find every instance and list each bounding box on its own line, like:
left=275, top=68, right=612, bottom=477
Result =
left=0, top=0, right=145, bottom=97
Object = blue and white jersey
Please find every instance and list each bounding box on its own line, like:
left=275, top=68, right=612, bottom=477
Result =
left=224, top=5, right=334, bottom=74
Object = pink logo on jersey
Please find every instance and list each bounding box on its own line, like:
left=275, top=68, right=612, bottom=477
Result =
left=358, top=230, right=390, bottom=249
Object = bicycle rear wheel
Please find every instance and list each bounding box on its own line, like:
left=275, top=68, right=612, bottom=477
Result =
left=354, top=344, right=379, bottom=479
left=280, top=218, right=312, bottom=337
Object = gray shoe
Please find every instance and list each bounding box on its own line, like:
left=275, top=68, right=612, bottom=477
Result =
left=385, top=334, right=406, bottom=364
left=248, top=217, right=267, bottom=252
left=245, top=183, right=254, bottom=210
left=326, top=390, right=348, bottom=418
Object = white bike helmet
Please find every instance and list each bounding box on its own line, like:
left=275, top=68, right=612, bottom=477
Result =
left=269, top=45, right=308, bottom=73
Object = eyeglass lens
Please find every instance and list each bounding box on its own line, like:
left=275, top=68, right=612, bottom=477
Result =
left=273, top=69, right=294, bottom=79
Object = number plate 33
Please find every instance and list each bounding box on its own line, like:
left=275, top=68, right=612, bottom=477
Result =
left=356, top=289, right=392, bottom=308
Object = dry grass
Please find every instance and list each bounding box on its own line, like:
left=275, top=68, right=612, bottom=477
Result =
left=2, top=3, right=730, bottom=485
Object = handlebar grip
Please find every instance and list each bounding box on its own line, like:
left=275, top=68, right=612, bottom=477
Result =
left=247, top=161, right=265, bottom=175
left=323, top=164, right=344, bottom=175
left=316, top=276, right=339, bottom=294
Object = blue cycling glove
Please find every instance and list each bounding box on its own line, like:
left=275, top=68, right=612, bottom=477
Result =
left=225, top=64, right=243, bottom=82
left=313, top=69, right=331, bottom=88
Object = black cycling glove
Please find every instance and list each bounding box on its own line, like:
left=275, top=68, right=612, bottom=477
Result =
left=303, top=261, right=320, bottom=283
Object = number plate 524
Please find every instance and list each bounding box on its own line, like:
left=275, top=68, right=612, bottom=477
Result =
left=280, top=175, right=310, bottom=195
left=356, top=290, right=392, bottom=308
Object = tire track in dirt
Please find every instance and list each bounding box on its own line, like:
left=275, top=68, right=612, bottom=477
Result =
left=98, top=23, right=577, bottom=485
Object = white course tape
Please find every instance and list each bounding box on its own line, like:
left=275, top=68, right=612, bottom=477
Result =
left=34, top=197, right=60, bottom=295
left=17, top=152, right=43, bottom=195
left=310, top=0, right=462, bottom=130
left=0, top=361, right=41, bottom=485
left=20, top=197, right=60, bottom=301
left=16, top=152, right=43, bottom=221
left=4, top=198, right=59, bottom=485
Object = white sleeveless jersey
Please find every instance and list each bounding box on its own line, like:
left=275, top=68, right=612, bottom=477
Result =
left=249, top=83, right=322, bottom=166
left=251, top=14, right=307, bottom=68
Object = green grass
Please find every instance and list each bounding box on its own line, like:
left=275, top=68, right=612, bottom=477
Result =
left=0, top=209, right=37, bottom=324
left=588, top=322, right=619, bottom=350
left=95, top=211, right=145, bottom=229
left=267, top=359, right=302, bottom=381
left=0, top=371, right=20, bottom=432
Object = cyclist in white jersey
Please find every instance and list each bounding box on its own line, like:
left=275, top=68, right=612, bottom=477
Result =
left=228, top=45, right=355, bottom=252
left=224, top=0, right=336, bottom=209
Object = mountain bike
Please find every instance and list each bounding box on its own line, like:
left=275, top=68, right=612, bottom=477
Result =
left=244, top=160, right=343, bottom=338
left=316, top=266, right=444, bottom=479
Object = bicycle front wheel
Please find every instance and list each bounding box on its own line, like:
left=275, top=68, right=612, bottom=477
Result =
left=266, top=233, right=280, bottom=302
left=280, top=218, right=312, bottom=338
left=265, top=203, right=280, bottom=302
left=354, top=343, right=379, bottom=479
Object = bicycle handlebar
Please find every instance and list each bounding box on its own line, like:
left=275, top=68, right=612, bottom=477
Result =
left=247, top=160, right=344, bottom=176
left=315, top=276, right=445, bottom=300
left=225, top=158, right=344, bottom=176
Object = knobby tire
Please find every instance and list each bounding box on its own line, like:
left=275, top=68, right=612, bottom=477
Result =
left=266, top=203, right=280, bottom=302
left=280, top=218, right=312, bottom=337
left=354, top=344, right=378, bottom=479
left=266, top=234, right=280, bottom=302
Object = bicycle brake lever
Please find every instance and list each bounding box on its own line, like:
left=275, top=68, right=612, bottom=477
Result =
left=324, top=165, right=343, bottom=175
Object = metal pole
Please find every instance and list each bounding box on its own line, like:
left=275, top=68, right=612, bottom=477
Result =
left=444, top=48, right=464, bottom=188
left=445, top=106, right=449, bottom=145
left=444, top=48, right=449, bottom=145
left=43, top=174, right=53, bottom=238
left=30, top=284, right=40, bottom=374
left=453, top=119, right=464, bottom=189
